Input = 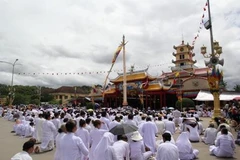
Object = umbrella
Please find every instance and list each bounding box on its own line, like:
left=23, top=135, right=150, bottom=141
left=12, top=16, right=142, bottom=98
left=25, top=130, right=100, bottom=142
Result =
left=168, top=107, right=174, bottom=110
left=188, top=110, right=196, bottom=112
left=109, top=123, right=138, bottom=135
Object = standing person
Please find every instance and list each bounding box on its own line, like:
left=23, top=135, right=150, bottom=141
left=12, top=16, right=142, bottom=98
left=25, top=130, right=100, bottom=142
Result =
left=94, top=132, right=117, bottom=160
left=112, top=135, right=130, bottom=160
left=100, top=111, right=110, bottom=130
left=210, top=128, right=235, bottom=158
left=89, top=119, right=107, bottom=160
left=60, top=120, right=89, bottom=160
left=142, top=117, right=158, bottom=153
left=52, top=112, right=61, bottom=130
left=54, top=124, right=67, bottom=160
left=156, top=132, right=179, bottom=160
left=36, top=112, right=57, bottom=153
left=202, top=123, right=217, bottom=145
left=75, top=119, right=90, bottom=160
left=11, top=140, right=35, bottom=160
left=176, top=132, right=199, bottom=159
left=130, top=131, right=153, bottom=160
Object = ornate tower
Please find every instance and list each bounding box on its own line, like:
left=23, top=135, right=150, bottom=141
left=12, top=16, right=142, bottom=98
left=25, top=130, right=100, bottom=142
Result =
left=171, top=40, right=197, bottom=72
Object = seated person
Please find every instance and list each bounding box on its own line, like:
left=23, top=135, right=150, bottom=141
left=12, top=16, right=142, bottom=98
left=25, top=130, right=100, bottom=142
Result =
left=129, top=131, right=153, bottom=160
left=210, top=128, right=235, bottom=158
left=176, top=132, right=199, bottom=160
left=186, top=123, right=200, bottom=142
left=202, top=123, right=217, bottom=145
left=215, top=125, right=234, bottom=144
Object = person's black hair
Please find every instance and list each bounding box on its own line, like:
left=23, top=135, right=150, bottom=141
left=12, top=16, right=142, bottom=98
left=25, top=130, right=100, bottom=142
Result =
left=89, top=111, right=94, bottom=116
left=164, top=116, right=167, bottom=119
left=128, top=114, right=134, bottom=120
left=219, top=125, right=226, bottom=130
left=115, top=116, right=120, bottom=121
left=101, top=111, right=107, bottom=117
left=80, top=111, right=86, bottom=117
left=158, top=116, right=162, bottom=121
left=79, top=119, right=86, bottom=127
left=117, top=135, right=128, bottom=141
left=54, top=112, right=59, bottom=118
left=63, top=118, right=69, bottom=123
left=29, top=122, right=34, bottom=126
left=65, top=120, right=76, bottom=132
left=162, top=132, right=171, bottom=141
left=221, top=128, right=228, bottom=135
left=44, top=112, right=51, bottom=119
left=146, top=117, right=151, bottom=121
left=86, top=118, right=91, bottom=125
left=168, top=117, right=173, bottom=121
left=22, top=141, right=34, bottom=151
left=93, top=119, right=101, bottom=128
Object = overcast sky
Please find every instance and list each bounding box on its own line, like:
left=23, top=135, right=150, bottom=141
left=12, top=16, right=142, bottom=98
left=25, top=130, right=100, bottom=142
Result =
left=0, top=0, right=239, bottom=89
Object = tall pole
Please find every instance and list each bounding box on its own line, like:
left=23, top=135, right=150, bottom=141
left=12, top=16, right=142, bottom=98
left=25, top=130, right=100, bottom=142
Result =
left=10, top=59, right=18, bottom=106
left=122, top=35, right=128, bottom=106
left=207, top=0, right=214, bottom=57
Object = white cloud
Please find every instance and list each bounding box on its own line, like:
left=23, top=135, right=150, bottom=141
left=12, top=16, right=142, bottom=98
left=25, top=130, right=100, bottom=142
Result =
left=0, top=0, right=239, bottom=89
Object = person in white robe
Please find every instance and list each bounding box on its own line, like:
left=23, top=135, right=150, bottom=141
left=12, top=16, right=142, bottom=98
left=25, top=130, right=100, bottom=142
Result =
left=156, top=130, right=175, bottom=145
left=60, top=120, right=89, bottom=160
left=112, top=135, right=130, bottom=160
left=24, top=122, right=35, bottom=138
left=124, top=114, right=137, bottom=127
left=156, top=132, right=179, bottom=160
left=109, top=116, right=121, bottom=130
left=142, top=117, right=158, bottom=153
left=33, top=113, right=45, bottom=143
left=155, top=116, right=165, bottom=135
left=215, top=125, right=234, bottom=144
left=164, top=117, right=176, bottom=135
left=186, top=123, right=200, bottom=142
left=210, top=128, right=235, bottom=158
left=11, top=140, right=35, bottom=160
left=52, top=112, right=61, bottom=130
left=54, top=124, right=66, bottom=160
left=100, top=111, right=110, bottom=130
left=172, top=109, right=181, bottom=127
left=130, top=131, right=152, bottom=160
left=94, top=132, right=117, bottom=160
left=202, top=123, right=217, bottom=145
left=176, top=132, right=199, bottom=159
left=75, top=119, right=90, bottom=160
left=89, top=119, right=107, bottom=160
left=38, top=112, right=57, bottom=153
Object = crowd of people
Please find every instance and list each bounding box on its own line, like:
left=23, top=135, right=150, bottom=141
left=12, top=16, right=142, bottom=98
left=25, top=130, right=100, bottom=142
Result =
left=0, top=105, right=239, bottom=160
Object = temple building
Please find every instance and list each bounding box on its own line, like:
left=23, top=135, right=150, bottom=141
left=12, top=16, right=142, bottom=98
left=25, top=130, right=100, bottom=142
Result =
left=103, top=40, right=210, bottom=110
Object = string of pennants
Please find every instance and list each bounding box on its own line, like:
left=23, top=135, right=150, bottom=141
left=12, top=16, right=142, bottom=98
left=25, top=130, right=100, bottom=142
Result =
left=191, top=1, right=208, bottom=47
left=16, top=62, right=171, bottom=76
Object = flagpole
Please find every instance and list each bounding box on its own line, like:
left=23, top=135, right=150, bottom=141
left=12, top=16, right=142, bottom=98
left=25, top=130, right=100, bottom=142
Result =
left=102, top=63, right=114, bottom=104
left=122, top=35, right=128, bottom=106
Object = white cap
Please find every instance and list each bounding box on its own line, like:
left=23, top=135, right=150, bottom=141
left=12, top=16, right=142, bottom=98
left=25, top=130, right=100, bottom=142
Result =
left=131, top=131, right=143, bottom=141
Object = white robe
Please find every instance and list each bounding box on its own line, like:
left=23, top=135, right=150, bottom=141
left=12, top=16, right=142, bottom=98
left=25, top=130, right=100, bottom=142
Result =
left=89, top=128, right=107, bottom=160
left=156, top=141, right=179, bottom=160
left=186, top=124, right=200, bottom=142
left=112, top=140, right=130, bottom=160
left=33, top=117, right=45, bottom=142
left=94, top=132, right=117, bottom=160
left=164, top=121, right=175, bottom=135
left=11, top=151, right=32, bottom=160
left=60, top=133, right=89, bottom=160
left=75, top=127, right=90, bottom=152
left=202, top=127, right=217, bottom=145
left=54, top=133, right=66, bottom=160
left=176, top=132, right=199, bottom=160
left=210, top=134, right=235, bottom=157
left=130, top=140, right=152, bottom=160
left=40, top=120, right=57, bottom=151
left=142, top=121, right=158, bottom=153
left=155, top=120, right=165, bottom=135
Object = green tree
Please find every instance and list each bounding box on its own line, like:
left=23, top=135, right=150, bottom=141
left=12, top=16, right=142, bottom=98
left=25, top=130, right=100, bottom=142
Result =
left=233, top=84, right=240, bottom=92
left=175, top=98, right=195, bottom=111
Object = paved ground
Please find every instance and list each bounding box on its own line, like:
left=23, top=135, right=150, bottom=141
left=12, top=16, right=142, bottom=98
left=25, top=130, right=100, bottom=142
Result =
left=0, top=117, right=239, bottom=160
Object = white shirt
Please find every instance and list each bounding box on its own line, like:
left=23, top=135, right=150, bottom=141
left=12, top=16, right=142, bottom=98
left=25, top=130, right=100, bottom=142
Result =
left=75, top=127, right=90, bottom=149
left=156, top=141, right=179, bottom=160
left=60, top=133, right=89, bottom=160
left=11, top=151, right=32, bottom=160
left=165, top=121, right=175, bottom=135
left=112, top=140, right=130, bottom=160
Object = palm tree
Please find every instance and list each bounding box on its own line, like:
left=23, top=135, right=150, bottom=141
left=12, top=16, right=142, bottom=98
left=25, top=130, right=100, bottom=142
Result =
left=233, top=84, right=240, bottom=92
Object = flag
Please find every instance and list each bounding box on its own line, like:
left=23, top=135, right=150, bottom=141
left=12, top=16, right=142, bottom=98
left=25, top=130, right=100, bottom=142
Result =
left=175, top=72, right=180, bottom=77
left=112, top=44, right=123, bottom=63
left=141, top=79, right=149, bottom=89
